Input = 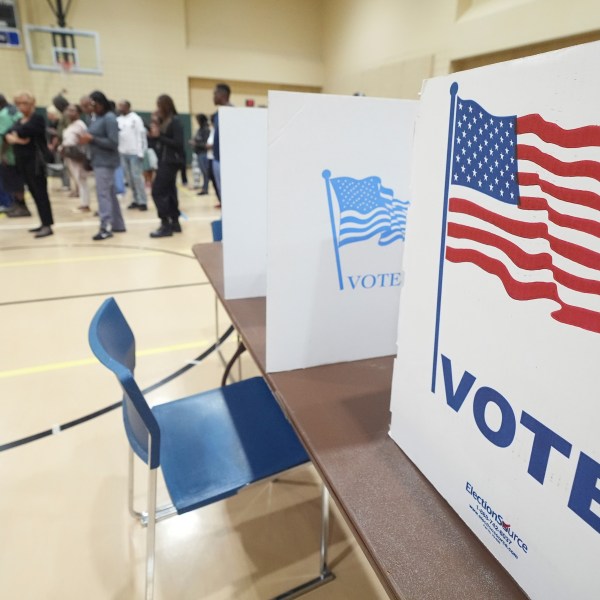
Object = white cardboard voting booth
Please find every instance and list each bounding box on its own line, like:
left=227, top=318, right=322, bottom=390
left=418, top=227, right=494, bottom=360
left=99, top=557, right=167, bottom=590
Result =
left=220, top=107, right=268, bottom=299
left=266, top=91, right=418, bottom=372
left=390, top=42, right=600, bottom=599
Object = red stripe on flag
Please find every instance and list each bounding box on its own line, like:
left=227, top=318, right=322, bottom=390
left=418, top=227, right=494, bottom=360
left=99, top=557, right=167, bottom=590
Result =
left=447, top=222, right=600, bottom=295
left=519, top=196, right=600, bottom=239
left=445, top=247, right=600, bottom=334
left=518, top=171, right=600, bottom=212
left=449, top=197, right=600, bottom=270
left=516, top=114, right=600, bottom=148
left=517, top=144, right=600, bottom=182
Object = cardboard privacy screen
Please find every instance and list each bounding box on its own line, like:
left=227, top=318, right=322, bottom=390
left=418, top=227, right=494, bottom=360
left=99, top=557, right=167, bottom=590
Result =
left=220, top=107, right=268, bottom=299
left=266, top=91, right=418, bottom=372
left=389, top=42, right=600, bottom=599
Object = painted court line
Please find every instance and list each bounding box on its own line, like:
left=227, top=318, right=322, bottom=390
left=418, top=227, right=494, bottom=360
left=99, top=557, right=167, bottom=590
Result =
left=0, top=339, right=212, bottom=379
left=0, top=252, right=160, bottom=268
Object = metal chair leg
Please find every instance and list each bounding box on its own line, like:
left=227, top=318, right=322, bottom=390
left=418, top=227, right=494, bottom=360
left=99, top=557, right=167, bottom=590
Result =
left=319, top=485, right=332, bottom=577
left=146, top=466, right=157, bottom=600
left=131, top=447, right=178, bottom=527
left=128, top=447, right=145, bottom=520
left=273, top=482, right=335, bottom=600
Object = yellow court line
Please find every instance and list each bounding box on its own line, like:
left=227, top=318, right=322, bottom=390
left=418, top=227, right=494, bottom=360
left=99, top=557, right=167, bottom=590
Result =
left=0, top=339, right=211, bottom=379
left=0, top=252, right=160, bottom=268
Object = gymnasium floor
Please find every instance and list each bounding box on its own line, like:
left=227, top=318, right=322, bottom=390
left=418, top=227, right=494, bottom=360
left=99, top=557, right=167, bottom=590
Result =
left=0, top=177, right=388, bottom=599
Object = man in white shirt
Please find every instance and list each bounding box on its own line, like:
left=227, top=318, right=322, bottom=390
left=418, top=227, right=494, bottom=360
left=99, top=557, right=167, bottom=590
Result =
left=117, top=100, right=148, bottom=210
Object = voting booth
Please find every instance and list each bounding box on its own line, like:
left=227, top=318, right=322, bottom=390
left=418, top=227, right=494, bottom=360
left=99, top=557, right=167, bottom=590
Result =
left=220, top=107, right=268, bottom=299
left=266, top=91, right=418, bottom=372
left=389, top=42, right=600, bottom=599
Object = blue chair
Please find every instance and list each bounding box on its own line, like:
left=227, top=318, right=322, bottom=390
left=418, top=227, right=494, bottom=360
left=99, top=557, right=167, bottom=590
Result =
left=88, top=297, right=334, bottom=600
left=210, top=219, right=222, bottom=241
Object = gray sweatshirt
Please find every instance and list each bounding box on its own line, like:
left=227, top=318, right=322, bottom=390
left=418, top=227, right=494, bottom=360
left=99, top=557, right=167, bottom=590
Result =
left=88, top=112, right=120, bottom=168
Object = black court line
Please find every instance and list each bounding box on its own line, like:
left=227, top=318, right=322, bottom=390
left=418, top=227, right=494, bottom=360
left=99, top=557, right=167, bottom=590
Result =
left=0, top=239, right=226, bottom=452
left=0, top=282, right=209, bottom=307
left=0, top=325, right=235, bottom=453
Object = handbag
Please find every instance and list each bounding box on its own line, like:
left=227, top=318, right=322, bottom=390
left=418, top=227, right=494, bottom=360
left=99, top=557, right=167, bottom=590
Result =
left=63, top=145, right=87, bottom=162
left=63, top=144, right=93, bottom=171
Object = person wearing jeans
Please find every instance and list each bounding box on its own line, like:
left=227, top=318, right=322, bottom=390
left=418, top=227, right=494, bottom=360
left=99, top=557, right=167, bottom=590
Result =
left=117, top=100, right=148, bottom=211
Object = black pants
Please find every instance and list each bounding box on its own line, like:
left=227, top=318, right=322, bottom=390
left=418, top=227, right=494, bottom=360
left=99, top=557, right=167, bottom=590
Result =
left=152, top=163, right=179, bottom=223
left=17, top=158, right=54, bottom=226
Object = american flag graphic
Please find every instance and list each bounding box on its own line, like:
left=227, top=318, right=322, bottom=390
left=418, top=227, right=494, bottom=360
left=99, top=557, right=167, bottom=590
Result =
left=329, top=175, right=409, bottom=247
left=446, top=96, right=600, bottom=335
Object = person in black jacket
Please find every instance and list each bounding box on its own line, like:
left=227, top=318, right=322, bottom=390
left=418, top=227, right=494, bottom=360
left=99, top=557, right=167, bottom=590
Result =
left=5, top=91, right=54, bottom=238
left=148, top=94, right=184, bottom=237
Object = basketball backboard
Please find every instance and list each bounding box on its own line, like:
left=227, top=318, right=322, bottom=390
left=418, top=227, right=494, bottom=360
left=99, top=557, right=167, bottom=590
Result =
left=24, top=25, right=101, bottom=74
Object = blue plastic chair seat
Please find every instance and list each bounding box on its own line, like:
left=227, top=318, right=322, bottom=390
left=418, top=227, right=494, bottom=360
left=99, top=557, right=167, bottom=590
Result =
left=88, top=297, right=332, bottom=600
left=154, top=377, right=309, bottom=514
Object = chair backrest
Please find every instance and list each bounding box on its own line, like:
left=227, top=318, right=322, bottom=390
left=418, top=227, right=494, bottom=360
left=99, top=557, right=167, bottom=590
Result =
left=211, top=219, right=222, bottom=242
left=88, top=297, right=161, bottom=468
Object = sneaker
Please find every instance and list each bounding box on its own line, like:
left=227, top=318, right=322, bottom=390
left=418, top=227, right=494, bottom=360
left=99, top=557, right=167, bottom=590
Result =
left=138, top=205, right=148, bottom=211
left=127, top=202, right=140, bottom=209
left=6, top=204, right=32, bottom=217
left=92, top=229, right=113, bottom=241
left=197, top=190, right=208, bottom=196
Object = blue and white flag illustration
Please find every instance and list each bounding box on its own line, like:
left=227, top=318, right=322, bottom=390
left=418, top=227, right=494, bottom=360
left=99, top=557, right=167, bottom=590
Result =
left=323, top=170, right=409, bottom=290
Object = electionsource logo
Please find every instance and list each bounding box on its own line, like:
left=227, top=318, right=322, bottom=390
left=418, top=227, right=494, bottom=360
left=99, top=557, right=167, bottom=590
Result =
left=466, top=481, right=528, bottom=559
left=322, top=170, right=409, bottom=291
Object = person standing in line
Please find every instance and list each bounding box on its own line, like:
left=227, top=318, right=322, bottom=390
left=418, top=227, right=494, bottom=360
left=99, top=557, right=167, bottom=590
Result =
left=79, top=95, right=94, bottom=126
left=60, top=104, right=91, bottom=212
left=0, top=93, right=28, bottom=216
left=51, top=93, right=73, bottom=194
left=206, top=113, right=220, bottom=205
left=142, top=112, right=159, bottom=191
left=117, top=100, right=148, bottom=211
left=190, top=113, right=210, bottom=195
left=148, top=94, right=184, bottom=238
left=179, top=155, right=189, bottom=188
left=5, top=91, right=54, bottom=238
left=211, top=83, right=233, bottom=205
left=79, top=90, right=126, bottom=240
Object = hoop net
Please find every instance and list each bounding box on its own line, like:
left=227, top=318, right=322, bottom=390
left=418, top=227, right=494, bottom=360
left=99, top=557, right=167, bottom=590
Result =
left=58, top=60, right=73, bottom=75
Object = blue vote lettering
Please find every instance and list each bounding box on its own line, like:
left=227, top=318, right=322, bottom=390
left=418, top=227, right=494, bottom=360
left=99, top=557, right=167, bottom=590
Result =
left=441, top=354, right=600, bottom=535
left=347, top=272, right=402, bottom=290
